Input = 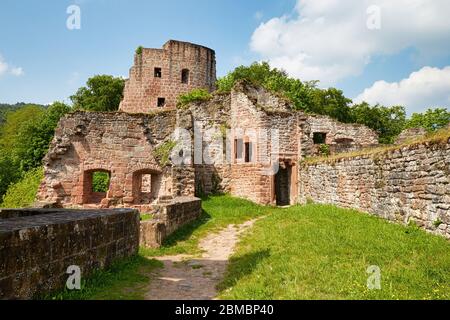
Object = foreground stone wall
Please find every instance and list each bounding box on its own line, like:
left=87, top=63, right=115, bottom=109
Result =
left=0, top=208, right=140, bottom=299
left=299, top=140, right=450, bottom=238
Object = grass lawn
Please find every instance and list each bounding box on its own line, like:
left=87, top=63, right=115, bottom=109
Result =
left=140, top=194, right=273, bottom=257
left=217, top=203, right=450, bottom=300
left=44, top=255, right=162, bottom=300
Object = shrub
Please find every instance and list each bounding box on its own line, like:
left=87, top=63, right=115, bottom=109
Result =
left=153, top=140, right=177, bottom=167
left=135, top=46, right=143, bottom=55
left=177, top=89, right=212, bottom=108
left=318, top=144, right=330, bottom=156
left=0, top=168, right=43, bottom=208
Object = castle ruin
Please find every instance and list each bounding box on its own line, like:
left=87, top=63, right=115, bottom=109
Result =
left=37, top=40, right=378, bottom=211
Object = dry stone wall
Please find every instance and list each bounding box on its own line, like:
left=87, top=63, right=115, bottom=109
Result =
left=299, top=140, right=450, bottom=238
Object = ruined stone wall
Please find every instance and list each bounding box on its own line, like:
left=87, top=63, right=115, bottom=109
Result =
left=0, top=208, right=139, bottom=299
left=229, top=82, right=300, bottom=205
left=139, top=197, right=201, bottom=248
left=180, top=93, right=232, bottom=195
left=120, top=40, right=216, bottom=113
left=303, top=115, right=379, bottom=156
left=298, top=140, right=450, bottom=238
left=37, top=111, right=195, bottom=211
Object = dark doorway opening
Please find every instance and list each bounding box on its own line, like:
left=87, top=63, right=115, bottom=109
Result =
left=275, top=163, right=291, bottom=206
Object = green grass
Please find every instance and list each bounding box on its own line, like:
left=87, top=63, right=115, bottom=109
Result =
left=140, top=195, right=273, bottom=257
left=43, top=255, right=162, bottom=300
left=218, top=203, right=450, bottom=300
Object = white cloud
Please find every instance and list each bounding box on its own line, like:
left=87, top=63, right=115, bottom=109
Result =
left=0, top=55, right=24, bottom=77
left=0, top=56, right=9, bottom=76
left=250, top=0, right=450, bottom=86
left=354, top=66, right=450, bottom=114
left=10, top=67, right=24, bottom=76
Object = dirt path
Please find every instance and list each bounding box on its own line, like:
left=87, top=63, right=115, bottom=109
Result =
left=144, top=220, right=256, bottom=300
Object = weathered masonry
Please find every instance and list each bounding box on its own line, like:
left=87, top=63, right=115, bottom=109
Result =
left=298, top=140, right=450, bottom=238
left=119, top=40, right=216, bottom=112
left=0, top=208, right=140, bottom=299
left=38, top=81, right=377, bottom=210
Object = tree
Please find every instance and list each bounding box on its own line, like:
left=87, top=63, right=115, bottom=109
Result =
left=14, top=102, right=71, bottom=171
left=350, top=103, right=406, bottom=144
left=406, top=108, right=450, bottom=132
left=70, top=75, right=125, bottom=112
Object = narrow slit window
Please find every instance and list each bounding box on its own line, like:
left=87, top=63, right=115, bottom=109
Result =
left=244, top=142, right=252, bottom=163
left=181, top=69, right=190, bottom=84
left=154, top=67, right=162, bottom=78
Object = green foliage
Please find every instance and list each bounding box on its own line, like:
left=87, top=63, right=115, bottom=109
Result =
left=177, top=88, right=212, bottom=108
left=135, top=46, right=143, bottom=55
left=0, top=155, right=22, bottom=199
left=349, top=102, right=407, bottom=144
left=153, top=140, right=177, bottom=167
left=406, top=108, right=450, bottom=132
left=70, top=75, right=125, bottom=112
left=0, top=102, right=70, bottom=199
left=92, top=171, right=110, bottom=193
left=433, top=219, right=443, bottom=228
left=0, top=103, right=31, bottom=125
left=140, top=213, right=153, bottom=221
left=14, top=102, right=71, bottom=171
left=318, top=144, right=330, bottom=156
left=0, top=168, right=43, bottom=208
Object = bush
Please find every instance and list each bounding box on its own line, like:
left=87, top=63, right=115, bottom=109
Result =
left=177, top=88, right=212, bottom=108
left=318, top=144, right=330, bottom=156
left=0, top=168, right=43, bottom=208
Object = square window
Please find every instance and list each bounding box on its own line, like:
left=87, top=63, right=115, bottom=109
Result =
left=154, top=67, right=162, bottom=78
left=157, top=98, right=166, bottom=107
left=313, top=132, right=327, bottom=144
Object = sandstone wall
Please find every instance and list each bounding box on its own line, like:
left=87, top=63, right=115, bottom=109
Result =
left=139, top=197, right=202, bottom=248
left=303, top=115, right=379, bottom=156
left=0, top=208, right=140, bottom=299
left=229, top=82, right=301, bottom=205
left=120, top=40, right=216, bottom=113
left=298, top=140, right=450, bottom=238
left=37, top=111, right=195, bottom=211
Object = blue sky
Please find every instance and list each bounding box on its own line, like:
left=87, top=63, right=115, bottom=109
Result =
left=1, top=0, right=449, bottom=114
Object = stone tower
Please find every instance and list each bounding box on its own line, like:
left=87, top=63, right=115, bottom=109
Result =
left=119, top=40, right=216, bottom=113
